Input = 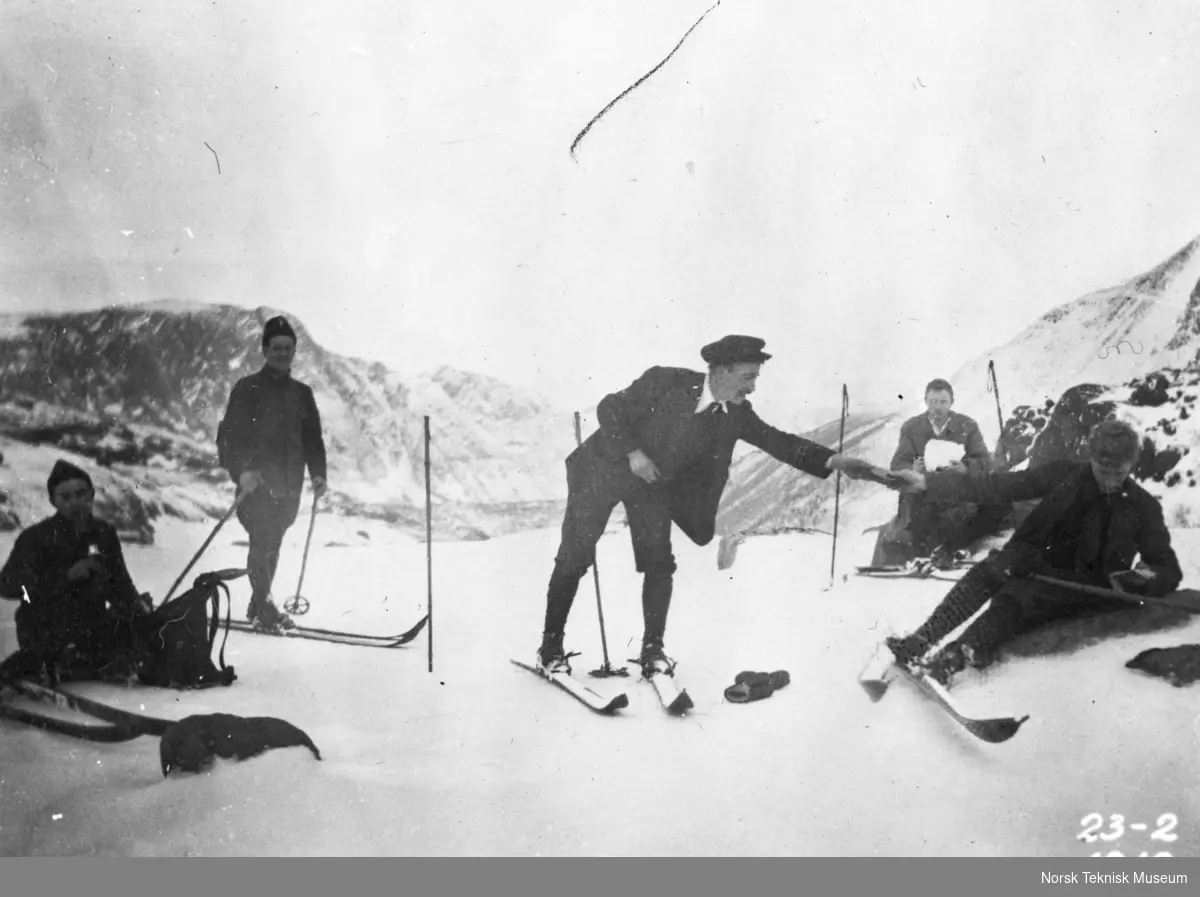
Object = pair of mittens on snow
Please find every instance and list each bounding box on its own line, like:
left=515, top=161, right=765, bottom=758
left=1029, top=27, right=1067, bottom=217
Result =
left=724, top=670, right=790, bottom=704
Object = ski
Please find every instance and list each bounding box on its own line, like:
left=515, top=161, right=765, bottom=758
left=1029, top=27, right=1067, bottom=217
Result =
left=510, top=659, right=629, bottom=715
left=226, top=614, right=429, bottom=648
left=5, top=678, right=173, bottom=736
left=628, top=657, right=694, bottom=716
left=895, top=663, right=1030, bottom=743
left=0, top=698, right=144, bottom=743
left=645, top=672, right=694, bottom=716
left=857, top=643, right=1029, bottom=744
left=855, top=564, right=966, bottom=582
left=0, top=679, right=168, bottom=743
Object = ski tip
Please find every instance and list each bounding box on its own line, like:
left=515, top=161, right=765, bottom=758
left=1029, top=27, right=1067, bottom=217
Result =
left=969, top=713, right=1032, bottom=744
left=666, top=689, right=694, bottom=716
left=858, top=678, right=891, bottom=703
left=605, top=693, right=631, bottom=713
left=510, top=658, right=541, bottom=676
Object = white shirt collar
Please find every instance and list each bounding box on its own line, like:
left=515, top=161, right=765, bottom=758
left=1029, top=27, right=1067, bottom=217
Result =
left=696, top=376, right=726, bottom=413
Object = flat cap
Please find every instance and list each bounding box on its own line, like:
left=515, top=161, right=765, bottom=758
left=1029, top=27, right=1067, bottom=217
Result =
left=700, top=335, right=772, bottom=367
left=1088, top=417, right=1142, bottom=463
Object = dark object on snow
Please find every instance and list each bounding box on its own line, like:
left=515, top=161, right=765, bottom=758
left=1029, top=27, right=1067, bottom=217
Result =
left=1125, top=644, right=1200, bottom=688
left=160, top=712, right=322, bottom=776
left=1129, top=374, right=1170, bottom=408
left=138, top=569, right=241, bottom=690
left=724, top=669, right=790, bottom=704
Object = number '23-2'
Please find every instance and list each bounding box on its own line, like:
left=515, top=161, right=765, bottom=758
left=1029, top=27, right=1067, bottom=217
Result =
left=1078, top=813, right=1178, bottom=843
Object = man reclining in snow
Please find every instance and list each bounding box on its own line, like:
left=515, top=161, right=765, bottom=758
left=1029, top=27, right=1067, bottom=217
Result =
left=0, top=460, right=153, bottom=685
left=884, top=418, right=1182, bottom=686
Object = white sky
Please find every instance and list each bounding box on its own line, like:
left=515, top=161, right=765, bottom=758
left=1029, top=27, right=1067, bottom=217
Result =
left=2, top=0, right=1200, bottom=425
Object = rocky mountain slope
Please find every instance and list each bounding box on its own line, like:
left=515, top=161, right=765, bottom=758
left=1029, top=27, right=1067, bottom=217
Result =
left=0, top=301, right=583, bottom=542
left=716, top=233, right=1200, bottom=543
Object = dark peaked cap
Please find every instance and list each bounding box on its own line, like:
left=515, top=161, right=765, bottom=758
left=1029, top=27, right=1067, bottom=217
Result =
left=262, top=315, right=297, bottom=349
left=700, top=335, right=772, bottom=367
left=47, top=459, right=93, bottom=498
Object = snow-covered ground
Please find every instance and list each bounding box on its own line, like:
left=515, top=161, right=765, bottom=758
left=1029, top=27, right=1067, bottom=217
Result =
left=2, top=506, right=1200, bottom=856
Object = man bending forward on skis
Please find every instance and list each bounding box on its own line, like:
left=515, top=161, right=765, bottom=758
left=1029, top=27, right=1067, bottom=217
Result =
left=535, top=335, right=879, bottom=679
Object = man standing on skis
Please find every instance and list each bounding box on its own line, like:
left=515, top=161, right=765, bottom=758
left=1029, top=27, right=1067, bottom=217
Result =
left=219, top=315, right=327, bottom=632
left=0, top=460, right=154, bottom=683
left=535, top=335, right=881, bottom=678
left=884, top=417, right=1181, bottom=685
left=872, top=378, right=1007, bottom=568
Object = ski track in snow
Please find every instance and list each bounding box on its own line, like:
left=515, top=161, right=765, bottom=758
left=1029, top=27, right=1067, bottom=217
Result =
left=2, top=513, right=1200, bottom=856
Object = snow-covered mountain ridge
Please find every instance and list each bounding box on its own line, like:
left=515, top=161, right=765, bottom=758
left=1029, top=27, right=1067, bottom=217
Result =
left=0, top=301, right=583, bottom=541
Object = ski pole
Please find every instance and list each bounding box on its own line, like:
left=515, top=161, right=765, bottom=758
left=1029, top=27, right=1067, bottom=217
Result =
left=425, top=415, right=434, bottom=674
left=827, top=385, right=849, bottom=589
left=163, top=490, right=249, bottom=603
left=283, top=492, right=319, bottom=615
left=987, top=360, right=1009, bottom=465
left=574, top=412, right=627, bottom=678
left=1030, top=574, right=1200, bottom=614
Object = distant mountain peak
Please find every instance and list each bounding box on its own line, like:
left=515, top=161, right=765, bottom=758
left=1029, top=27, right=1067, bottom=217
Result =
left=1129, top=233, right=1200, bottom=295
left=0, top=303, right=578, bottom=519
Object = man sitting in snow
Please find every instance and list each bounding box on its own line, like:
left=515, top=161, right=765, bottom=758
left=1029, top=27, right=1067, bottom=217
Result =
left=872, top=378, right=1008, bottom=568
left=884, top=418, right=1182, bottom=686
left=0, top=460, right=153, bottom=684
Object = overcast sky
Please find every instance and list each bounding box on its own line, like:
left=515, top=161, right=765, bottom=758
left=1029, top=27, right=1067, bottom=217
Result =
left=3, top=0, right=1199, bottom=425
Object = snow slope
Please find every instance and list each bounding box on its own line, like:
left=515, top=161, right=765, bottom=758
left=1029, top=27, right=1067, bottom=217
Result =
left=717, top=234, right=1200, bottom=540
left=2, top=509, right=1198, bottom=856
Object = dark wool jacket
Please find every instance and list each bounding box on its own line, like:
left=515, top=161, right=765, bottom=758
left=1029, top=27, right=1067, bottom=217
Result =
left=891, top=411, right=991, bottom=473
left=220, top=366, right=328, bottom=497
left=925, top=459, right=1182, bottom=595
left=0, top=513, right=141, bottom=617
left=575, top=366, right=835, bottom=544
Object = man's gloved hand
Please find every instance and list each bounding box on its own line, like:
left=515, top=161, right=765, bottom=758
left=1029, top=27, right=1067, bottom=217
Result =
left=238, top=470, right=264, bottom=493
left=1110, top=565, right=1169, bottom=597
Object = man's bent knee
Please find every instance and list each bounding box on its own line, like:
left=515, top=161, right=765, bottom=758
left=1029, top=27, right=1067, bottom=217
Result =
left=637, top=556, right=677, bottom=578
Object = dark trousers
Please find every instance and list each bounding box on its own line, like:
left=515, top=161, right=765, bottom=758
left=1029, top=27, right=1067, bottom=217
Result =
left=914, top=558, right=1132, bottom=665
left=542, top=454, right=713, bottom=652
left=7, top=585, right=149, bottom=681
left=237, top=487, right=301, bottom=608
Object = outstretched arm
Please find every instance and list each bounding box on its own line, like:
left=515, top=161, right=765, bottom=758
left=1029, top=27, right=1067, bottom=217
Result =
left=902, top=459, right=1076, bottom=504
left=739, top=407, right=836, bottom=479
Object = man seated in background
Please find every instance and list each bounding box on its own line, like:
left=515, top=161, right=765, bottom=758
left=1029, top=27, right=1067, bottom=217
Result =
left=0, top=460, right=153, bottom=685
left=885, top=418, right=1181, bottom=686
left=872, top=378, right=1009, bottom=568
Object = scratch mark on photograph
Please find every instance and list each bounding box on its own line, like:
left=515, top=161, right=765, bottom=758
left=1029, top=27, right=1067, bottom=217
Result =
left=569, top=1, right=723, bottom=162
left=203, top=141, right=221, bottom=174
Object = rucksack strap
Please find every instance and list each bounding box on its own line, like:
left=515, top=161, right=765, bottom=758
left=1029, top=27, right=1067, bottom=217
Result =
left=206, top=581, right=235, bottom=682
